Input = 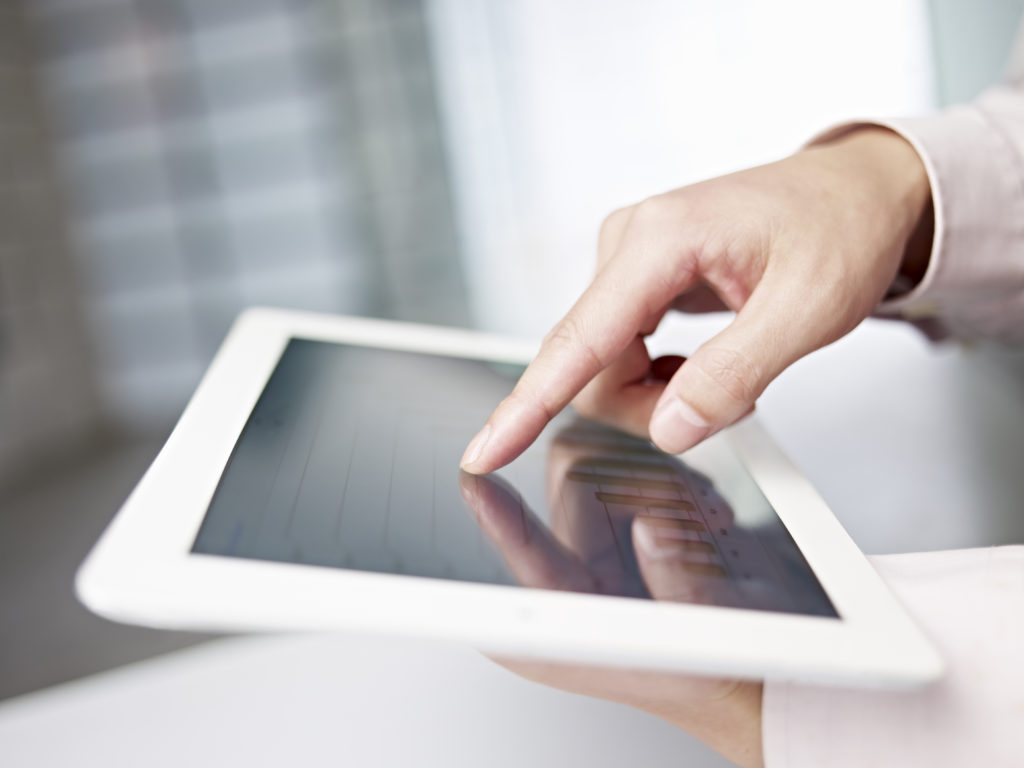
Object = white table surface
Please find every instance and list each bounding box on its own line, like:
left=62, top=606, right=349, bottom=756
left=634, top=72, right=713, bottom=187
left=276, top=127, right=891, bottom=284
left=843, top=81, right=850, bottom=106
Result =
left=2, top=319, right=1022, bottom=768
left=0, top=633, right=735, bottom=768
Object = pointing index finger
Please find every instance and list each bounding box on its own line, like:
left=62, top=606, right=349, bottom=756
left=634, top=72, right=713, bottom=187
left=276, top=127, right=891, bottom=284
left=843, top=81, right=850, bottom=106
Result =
left=460, top=262, right=680, bottom=474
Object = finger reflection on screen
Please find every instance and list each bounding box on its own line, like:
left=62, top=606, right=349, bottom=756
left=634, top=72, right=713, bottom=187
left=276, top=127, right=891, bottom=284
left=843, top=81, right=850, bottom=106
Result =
left=460, top=420, right=742, bottom=608
left=458, top=471, right=594, bottom=593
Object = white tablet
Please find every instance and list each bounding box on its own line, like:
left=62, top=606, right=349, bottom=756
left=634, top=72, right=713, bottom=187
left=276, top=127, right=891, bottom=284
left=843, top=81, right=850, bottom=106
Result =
left=77, top=308, right=942, bottom=687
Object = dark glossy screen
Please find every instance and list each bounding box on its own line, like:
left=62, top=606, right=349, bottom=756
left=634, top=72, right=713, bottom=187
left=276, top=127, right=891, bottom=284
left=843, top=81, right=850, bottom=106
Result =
left=193, top=339, right=837, bottom=618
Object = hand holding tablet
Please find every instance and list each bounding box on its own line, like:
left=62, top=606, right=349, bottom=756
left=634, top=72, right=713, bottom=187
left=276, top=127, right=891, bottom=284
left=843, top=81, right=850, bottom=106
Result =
left=462, top=458, right=764, bottom=768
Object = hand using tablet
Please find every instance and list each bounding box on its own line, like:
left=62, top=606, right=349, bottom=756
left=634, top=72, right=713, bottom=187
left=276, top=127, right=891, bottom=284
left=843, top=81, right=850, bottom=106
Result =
left=461, top=127, right=933, bottom=474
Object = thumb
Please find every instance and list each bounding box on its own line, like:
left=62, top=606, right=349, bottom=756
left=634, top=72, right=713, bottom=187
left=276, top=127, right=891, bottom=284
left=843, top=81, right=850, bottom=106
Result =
left=649, top=290, right=805, bottom=454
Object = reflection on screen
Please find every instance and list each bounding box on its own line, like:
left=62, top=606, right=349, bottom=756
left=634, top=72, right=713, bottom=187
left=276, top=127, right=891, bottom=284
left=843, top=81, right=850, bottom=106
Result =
left=192, top=339, right=837, bottom=618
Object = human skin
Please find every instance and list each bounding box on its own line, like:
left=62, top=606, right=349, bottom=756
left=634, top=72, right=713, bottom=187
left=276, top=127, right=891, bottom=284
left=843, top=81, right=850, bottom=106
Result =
left=459, top=127, right=934, bottom=767
left=460, top=127, right=932, bottom=472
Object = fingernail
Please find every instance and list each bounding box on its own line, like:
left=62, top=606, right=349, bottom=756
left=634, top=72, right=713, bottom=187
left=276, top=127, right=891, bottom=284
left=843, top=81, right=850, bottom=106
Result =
left=460, top=423, right=492, bottom=470
left=649, top=397, right=710, bottom=454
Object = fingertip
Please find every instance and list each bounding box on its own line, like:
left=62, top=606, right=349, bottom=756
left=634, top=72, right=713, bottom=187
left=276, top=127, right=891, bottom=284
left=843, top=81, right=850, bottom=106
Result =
left=459, top=423, right=492, bottom=473
left=462, top=391, right=558, bottom=473
left=459, top=419, right=530, bottom=475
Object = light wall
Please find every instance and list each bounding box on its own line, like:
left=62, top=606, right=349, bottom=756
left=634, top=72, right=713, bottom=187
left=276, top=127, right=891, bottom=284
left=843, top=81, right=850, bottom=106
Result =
left=928, top=0, right=1024, bottom=105
left=427, top=0, right=936, bottom=337
left=10, top=0, right=1024, bottom=443
left=0, top=3, right=101, bottom=488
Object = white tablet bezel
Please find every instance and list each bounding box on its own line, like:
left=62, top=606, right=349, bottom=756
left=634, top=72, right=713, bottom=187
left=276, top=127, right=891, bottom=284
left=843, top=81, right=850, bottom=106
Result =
left=77, top=308, right=943, bottom=687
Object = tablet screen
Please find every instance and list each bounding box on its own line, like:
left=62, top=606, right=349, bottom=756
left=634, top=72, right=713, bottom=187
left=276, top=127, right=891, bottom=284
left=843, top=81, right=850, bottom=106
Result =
left=193, top=338, right=837, bottom=618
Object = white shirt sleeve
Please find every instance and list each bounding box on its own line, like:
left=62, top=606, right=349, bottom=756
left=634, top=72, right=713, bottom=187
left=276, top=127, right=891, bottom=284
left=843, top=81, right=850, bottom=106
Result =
left=762, top=546, right=1024, bottom=768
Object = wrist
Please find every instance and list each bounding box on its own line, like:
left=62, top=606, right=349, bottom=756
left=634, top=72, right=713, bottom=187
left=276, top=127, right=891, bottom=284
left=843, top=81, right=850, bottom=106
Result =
left=813, top=126, right=935, bottom=295
left=658, top=680, right=764, bottom=768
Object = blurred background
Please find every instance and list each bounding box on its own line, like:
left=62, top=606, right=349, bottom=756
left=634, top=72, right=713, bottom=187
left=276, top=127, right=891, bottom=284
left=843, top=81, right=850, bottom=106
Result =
left=1, top=0, right=1023, bottom=720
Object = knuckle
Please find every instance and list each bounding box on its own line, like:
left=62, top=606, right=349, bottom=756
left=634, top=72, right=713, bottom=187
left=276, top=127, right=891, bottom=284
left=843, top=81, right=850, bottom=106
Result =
left=544, top=315, right=604, bottom=372
left=599, top=205, right=633, bottom=242
left=596, top=205, right=636, bottom=269
left=542, top=315, right=576, bottom=350
left=691, top=347, right=763, bottom=406
left=508, top=386, right=559, bottom=423
left=633, top=193, right=681, bottom=228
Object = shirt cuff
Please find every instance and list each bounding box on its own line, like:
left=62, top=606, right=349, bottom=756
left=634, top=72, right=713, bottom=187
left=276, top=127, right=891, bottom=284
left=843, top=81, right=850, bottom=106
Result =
left=761, top=546, right=1024, bottom=768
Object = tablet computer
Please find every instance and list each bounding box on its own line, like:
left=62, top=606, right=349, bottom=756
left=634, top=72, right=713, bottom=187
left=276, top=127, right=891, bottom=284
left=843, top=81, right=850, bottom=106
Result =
left=77, top=308, right=942, bottom=687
